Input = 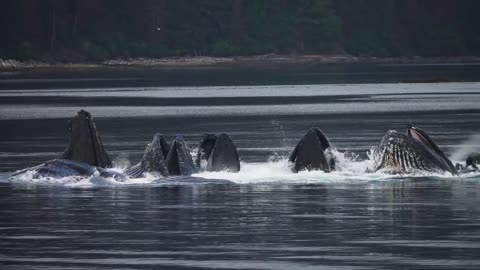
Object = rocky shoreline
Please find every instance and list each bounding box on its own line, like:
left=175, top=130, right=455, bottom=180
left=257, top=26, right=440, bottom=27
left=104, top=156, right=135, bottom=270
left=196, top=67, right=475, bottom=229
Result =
left=1, top=54, right=480, bottom=71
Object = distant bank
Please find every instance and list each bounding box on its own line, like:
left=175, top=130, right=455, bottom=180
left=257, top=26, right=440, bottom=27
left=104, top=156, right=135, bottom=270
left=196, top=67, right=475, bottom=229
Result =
left=2, top=54, right=480, bottom=72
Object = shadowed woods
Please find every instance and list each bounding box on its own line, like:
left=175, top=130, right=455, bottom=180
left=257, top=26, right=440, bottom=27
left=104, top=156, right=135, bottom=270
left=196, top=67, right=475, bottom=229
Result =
left=1, top=1, right=480, bottom=62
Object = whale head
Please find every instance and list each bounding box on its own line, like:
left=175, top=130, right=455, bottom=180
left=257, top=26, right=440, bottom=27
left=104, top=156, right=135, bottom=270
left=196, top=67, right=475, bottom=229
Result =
left=62, top=110, right=112, bottom=168
left=374, top=126, right=457, bottom=175
left=289, top=128, right=333, bottom=173
left=406, top=125, right=456, bottom=174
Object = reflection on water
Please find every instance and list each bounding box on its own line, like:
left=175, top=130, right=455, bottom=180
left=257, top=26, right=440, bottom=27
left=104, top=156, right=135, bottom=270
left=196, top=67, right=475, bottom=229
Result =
left=0, top=68, right=480, bottom=269
left=1, top=180, right=480, bottom=269
left=1, top=63, right=480, bottom=89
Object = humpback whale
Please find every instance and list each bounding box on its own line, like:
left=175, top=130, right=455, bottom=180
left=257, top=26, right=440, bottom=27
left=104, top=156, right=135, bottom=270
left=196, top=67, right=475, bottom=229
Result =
left=196, top=133, right=217, bottom=169
left=466, top=153, right=480, bottom=170
left=13, top=133, right=172, bottom=180
left=166, top=135, right=198, bottom=176
left=12, top=159, right=97, bottom=179
left=456, top=152, right=480, bottom=172
left=125, top=134, right=170, bottom=178
left=10, top=158, right=127, bottom=180
left=13, top=107, right=473, bottom=182
left=62, top=110, right=112, bottom=168
left=125, top=134, right=199, bottom=177
left=12, top=110, right=201, bottom=180
left=196, top=133, right=240, bottom=172
left=374, top=125, right=457, bottom=175
left=289, top=128, right=335, bottom=173
left=12, top=110, right=115, bottom=179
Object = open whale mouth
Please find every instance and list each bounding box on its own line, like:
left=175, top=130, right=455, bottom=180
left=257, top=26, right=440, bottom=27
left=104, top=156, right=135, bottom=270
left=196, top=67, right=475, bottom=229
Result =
left=63, top=110, right=112, bottom=168
left=406, top=125, right=457, bottom=174
left=406, top=125, right=438, bottom=152
left=196, top=133, right=218, bottom=169
left=289, top=128, right=334, bottom=172
left=69, top=110, right=102, bottom=162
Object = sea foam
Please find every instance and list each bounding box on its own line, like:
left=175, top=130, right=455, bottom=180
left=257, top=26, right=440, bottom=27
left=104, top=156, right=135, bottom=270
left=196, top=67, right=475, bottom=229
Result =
left=3, top=151, right=478, bottom=186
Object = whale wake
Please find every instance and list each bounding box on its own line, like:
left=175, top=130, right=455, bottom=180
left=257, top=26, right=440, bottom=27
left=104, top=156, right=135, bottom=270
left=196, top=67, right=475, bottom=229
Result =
left=4, top=150, right=479, bottom=187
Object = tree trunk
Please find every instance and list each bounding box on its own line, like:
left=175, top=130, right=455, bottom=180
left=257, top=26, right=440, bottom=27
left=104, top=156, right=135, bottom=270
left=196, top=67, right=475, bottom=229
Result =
left=49, top=8, right=56, bottom=51
left=71, top=0, right=79, bottom=38
left=147, top=0, right=168, bottom=42
left=230, top=0, right=243, bottom=43
left=396, top=0, right=418, bottom=54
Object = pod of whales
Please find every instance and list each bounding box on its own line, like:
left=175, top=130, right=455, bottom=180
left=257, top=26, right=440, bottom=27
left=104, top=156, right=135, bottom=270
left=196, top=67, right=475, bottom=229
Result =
left=12, top=110, right=241, bottom=180
left=288, top=125, right=466, bottom=175
left=11, top=110, right=476, bottom=180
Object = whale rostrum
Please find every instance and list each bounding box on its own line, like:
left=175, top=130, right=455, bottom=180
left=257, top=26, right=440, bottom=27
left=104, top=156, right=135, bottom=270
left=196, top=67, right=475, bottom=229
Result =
left=62, top=110, right=112, bottom=168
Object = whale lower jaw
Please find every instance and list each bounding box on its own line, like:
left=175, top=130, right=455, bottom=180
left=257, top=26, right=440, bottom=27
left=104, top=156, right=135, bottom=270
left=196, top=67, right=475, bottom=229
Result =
left=124, top=163, right=150, bottom=178
left=11, top=159, right=97, bottom=179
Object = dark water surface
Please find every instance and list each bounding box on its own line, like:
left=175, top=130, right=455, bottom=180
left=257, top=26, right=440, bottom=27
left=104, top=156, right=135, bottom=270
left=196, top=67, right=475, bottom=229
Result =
left=1, top=65, right=480, bottom=269
left=1, top=180, right=480, bottom=270
left=2, top=62, right=480, bottom=89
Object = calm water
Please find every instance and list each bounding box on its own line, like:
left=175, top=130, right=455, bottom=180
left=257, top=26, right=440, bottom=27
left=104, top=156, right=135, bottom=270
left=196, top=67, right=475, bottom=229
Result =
left=1, top=65, right=480, bottom=269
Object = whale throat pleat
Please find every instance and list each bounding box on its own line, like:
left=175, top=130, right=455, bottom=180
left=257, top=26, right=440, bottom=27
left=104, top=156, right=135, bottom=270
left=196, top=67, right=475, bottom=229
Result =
left=125, top=164, right=145, bottom=178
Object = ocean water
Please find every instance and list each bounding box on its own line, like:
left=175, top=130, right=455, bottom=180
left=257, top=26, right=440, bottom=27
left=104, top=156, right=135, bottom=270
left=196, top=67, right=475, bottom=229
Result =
left=1, top=67, right=480, bottom=269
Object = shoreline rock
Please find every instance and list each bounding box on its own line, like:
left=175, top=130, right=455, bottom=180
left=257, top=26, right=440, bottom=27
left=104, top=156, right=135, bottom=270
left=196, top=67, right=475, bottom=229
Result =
left=0, top=59, right=22, bottom=69
left=1, top=55, right=480, bottom=72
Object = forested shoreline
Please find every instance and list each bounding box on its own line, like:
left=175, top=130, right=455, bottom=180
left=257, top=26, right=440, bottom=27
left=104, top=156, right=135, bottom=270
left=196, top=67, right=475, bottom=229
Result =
left=1, top=1, right=479, bottom=63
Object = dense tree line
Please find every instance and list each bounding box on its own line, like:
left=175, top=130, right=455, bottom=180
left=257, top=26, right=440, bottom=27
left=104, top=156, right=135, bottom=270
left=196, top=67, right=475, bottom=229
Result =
left=1, top=0, right=479, bottom=61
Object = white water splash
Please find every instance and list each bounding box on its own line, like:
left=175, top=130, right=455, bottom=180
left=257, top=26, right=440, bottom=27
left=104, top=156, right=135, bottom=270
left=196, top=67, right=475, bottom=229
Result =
left=450, top=134, right=480, bottom=163
left=193, top=151, right=472, bottom=185
left=4, top=151, right=479, bottom=186
left=194, top=159, right=397, bottom=184
left=7, top=168, right=162, bottom=186
left=113, top=153, right=132, bottom=168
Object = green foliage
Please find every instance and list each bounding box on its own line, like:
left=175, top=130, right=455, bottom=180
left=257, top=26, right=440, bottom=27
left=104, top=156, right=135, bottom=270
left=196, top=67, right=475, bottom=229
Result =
left=1, top=0, right=478, bottom=60
left=99, top=33, right=129, bottom=57
left=15, top=42, right=35, bottom=60
left=346, top=32, right=401, bottom=57
left=242, top=1, right=294, bottom=54
left=145, top=44, right=172, bottom=58
left=467, top=36, right=480, bottom=55
left=80, top=33, right=173, bottom=60
left=0, top=47, right=7, bottom=59
left=292, top=0, right=342, bottom=52
left=418, top=29, right=467, bottom=57
left=81, top=40, right=110, bottom=61
left=210, top=40, right=240, bottom=56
